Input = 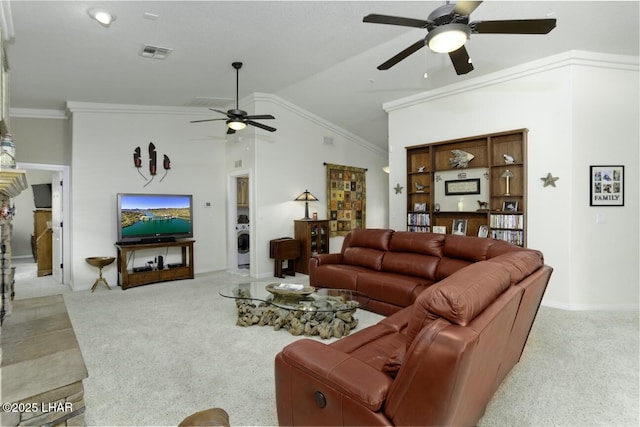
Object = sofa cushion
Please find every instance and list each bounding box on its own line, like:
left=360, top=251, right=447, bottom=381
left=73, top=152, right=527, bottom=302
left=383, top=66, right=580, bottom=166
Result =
left=435, top=257, right=472, bottom=281
left=343, top=247, right=385, bottom=271
left=347, top=228, right=393, bottom=251
left=381, top=252, right=439, bottom=280
left=486, top=250, right=543, bottom=284
left=406, top=261, right=512, bottom=345
left=425, top=261, right=512, bottom=326
left=388, top=231, right=445, bottom=257
left=311, top=264, right=369, bottom=290
left=443, top=234, right=493, bottom=262
left=356, top=272, right=433, bottom=308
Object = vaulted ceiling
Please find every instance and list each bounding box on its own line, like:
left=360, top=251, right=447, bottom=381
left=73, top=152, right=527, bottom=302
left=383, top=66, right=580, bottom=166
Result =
left=4, top=1, right=639, bottom=149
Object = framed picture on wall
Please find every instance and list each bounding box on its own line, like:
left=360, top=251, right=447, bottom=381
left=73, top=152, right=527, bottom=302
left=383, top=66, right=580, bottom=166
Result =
left=590, top=165, right=624, bottom=206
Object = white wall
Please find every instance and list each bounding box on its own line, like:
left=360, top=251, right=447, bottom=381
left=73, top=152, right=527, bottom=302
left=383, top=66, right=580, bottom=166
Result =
left=230, top=94, right=389, bottom=278
left=385, top=51, right=639, bottom=310
left=67, top=103, right=227, bottom=291
left=67, top=95, right=388, bottom=288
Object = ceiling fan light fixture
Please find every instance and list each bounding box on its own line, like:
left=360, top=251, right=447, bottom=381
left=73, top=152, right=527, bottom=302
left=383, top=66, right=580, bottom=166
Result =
left=426, top=23, right=470, bottom=53
left=227, top=120, right=247, bottom=131
left=88, top=8, right=116, bottom=27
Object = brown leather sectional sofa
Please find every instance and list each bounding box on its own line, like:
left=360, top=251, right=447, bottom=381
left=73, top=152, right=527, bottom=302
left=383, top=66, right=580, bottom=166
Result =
left=275, top=228, right=553, bottom=426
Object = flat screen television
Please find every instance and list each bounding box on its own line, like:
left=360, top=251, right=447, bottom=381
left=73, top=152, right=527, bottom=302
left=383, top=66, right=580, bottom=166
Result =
left=117, top=193, right=193, bottom=244
left=32, top=183, right=53, bottom=208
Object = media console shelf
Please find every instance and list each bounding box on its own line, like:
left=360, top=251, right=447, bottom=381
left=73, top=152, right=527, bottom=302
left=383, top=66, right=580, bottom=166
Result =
left=115, top=239, right=195, bottom=290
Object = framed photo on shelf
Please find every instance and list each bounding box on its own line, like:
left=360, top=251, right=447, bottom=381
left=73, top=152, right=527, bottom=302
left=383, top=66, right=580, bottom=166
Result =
left=590, top=165, right=624, bottom=206
left=478, top=225, right=489, bottom=238
left=413, top=202, right=427, bottom=212
left=432, top=225, right=446, bottom=234
left=452, top=219, right=468, bottom=236
left=445, top=178, right=480, bottom=196
left=502, top=201, right=518, bottom=212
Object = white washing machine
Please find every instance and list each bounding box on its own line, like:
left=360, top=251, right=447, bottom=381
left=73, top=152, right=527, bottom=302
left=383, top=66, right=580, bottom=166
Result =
left=236, top=223, right=250, bottom=267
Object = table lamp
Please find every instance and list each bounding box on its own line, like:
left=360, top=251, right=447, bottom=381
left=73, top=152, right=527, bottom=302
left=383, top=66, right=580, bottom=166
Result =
left=294, top=189, right=318, bottom=220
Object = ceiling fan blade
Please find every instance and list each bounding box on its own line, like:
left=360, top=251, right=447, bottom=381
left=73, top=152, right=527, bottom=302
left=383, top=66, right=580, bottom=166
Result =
left=209, top=108, right=227, bottom=114
left=449, top=45, right=474, bottom=75
left=245, top=114, right=275, bottom=120
left=190, top=118, right=227, bottom=123
left=471, top=18, right=557, bottom=34
left=363, top=14, right=429, bottom=28
left=377, top=39, right=426, bottom=70
left=226, top=127, right=236, bottom=135
left=247, top=121, right=277, bottom=132
left=453, top=1, right=483, bottom=16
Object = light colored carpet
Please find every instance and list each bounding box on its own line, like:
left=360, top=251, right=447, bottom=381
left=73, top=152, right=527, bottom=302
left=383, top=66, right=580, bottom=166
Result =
left=8, top=259, right=640, bottom=426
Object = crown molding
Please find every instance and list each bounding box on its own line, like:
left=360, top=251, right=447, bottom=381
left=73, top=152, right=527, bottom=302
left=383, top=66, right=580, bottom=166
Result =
left=384, top=50, right=639, bottom=113
left=250, top=92, right=386, bottom=157
left=10, top=108, right=68, bottom=119
left=65, top=101, right=209, bottom=116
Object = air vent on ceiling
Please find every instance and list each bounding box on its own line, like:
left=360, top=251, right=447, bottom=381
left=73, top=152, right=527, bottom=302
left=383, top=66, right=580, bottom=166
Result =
left=141, top=44, right=172, bottom=60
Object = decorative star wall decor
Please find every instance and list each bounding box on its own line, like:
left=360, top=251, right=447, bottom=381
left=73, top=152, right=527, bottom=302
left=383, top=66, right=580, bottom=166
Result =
left=541, top=173, right=559, bottom=187
left=394, top=183, right=404, bottom=194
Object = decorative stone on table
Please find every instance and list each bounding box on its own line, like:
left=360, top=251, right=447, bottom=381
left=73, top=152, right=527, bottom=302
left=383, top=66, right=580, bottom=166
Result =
left=233, top=288, right=359, bottom=339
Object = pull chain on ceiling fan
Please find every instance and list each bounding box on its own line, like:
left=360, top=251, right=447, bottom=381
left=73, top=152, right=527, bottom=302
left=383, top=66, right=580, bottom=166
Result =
left=191, top=62, right=276, bottom=134
left=363, top=0, right=556, bottom=75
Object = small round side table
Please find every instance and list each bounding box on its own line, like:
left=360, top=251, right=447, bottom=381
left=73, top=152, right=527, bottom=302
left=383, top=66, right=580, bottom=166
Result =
left=85, top=256, right=115, bottom=292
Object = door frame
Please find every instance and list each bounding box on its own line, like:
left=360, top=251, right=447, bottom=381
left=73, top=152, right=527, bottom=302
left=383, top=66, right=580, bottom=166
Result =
left=16, top=162, right=71, bottom=284
left=226, top=169, right=253, bottom=276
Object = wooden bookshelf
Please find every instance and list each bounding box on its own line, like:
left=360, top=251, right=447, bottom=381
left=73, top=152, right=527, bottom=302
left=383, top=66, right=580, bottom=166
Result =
left=406, top=129, right=527, bottom=246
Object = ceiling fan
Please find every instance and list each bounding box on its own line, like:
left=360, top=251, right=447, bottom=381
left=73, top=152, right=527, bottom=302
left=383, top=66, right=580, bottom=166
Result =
left=363, top=0, right=556, bottom=75
left=191, top=62, right=276, bottom=134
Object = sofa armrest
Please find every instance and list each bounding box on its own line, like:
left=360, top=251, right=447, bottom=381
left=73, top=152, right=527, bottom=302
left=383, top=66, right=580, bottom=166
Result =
left=311, top=253, right=343, bottom=266
left=279, top=339, right=393, bottom=411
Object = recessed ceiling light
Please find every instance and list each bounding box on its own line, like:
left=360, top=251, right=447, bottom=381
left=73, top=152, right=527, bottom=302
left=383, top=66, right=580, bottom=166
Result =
left=88, top=8, right=116, bottom=27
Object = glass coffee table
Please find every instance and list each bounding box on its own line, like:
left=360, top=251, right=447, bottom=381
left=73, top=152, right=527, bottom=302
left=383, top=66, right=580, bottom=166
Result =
left=219, top=282, right=369, bottom=339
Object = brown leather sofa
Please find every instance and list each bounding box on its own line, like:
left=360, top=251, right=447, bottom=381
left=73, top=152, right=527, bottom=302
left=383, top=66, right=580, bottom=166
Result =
left=275, top=229, right=552, bottom=426
left=309, top=228, right=538, bottom=315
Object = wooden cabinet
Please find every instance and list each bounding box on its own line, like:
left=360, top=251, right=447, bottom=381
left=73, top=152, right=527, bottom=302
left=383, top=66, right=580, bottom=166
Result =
left=115, top=240, right=195, bottom=290
left=33, top=210, right=53, bottom=276
left=406, top=129, right=527, bottom=247
left=294, top=220, right=329, bottom=274
left=237, top=177, right=249, bottom=207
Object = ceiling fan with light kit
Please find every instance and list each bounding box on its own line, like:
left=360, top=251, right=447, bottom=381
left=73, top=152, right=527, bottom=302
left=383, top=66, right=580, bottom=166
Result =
left=364, top=0, right=556, bottom=75
left=191, top=62, right=276, bottom=134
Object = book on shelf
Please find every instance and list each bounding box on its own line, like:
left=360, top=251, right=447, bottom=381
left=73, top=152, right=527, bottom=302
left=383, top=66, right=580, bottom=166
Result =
left=407, top=213, right=430, bottom=226
left=490, top=213, right=524, bottom=229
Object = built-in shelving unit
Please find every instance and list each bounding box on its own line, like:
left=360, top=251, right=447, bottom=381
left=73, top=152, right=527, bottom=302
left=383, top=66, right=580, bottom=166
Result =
left=406, top=129, right=527, bottom=247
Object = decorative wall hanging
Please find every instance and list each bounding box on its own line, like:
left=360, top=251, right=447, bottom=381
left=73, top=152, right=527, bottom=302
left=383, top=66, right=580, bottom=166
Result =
left=540, top=172, right=559, bottom=188
left=325, top=163, right=366, bottom=236
left=132, top=142, right=171, bottom=187
left=394, top=183, right=404, bottom=194
left=590, top=165, right=624, bottom=206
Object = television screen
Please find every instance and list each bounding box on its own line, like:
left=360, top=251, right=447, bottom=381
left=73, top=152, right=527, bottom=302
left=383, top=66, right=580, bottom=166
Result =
left=32, top=183, right=53, bottom=208
left=117, top=193, right=193, bottom=243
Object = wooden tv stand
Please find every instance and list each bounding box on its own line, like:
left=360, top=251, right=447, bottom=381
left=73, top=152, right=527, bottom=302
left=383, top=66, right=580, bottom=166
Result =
left=115, top=239, right=195, bottom=290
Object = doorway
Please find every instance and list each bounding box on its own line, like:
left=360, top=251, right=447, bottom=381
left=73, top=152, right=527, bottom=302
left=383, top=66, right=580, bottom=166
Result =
left=15, top=162, right=70, bottom=285
left=227, top=172, right=252, bottom=275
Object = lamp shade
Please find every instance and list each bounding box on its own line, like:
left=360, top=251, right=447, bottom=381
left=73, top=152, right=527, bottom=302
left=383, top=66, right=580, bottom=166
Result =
left=426, top=23, right=470, bottom=53
left=294, top=190, right=319, bottom=220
